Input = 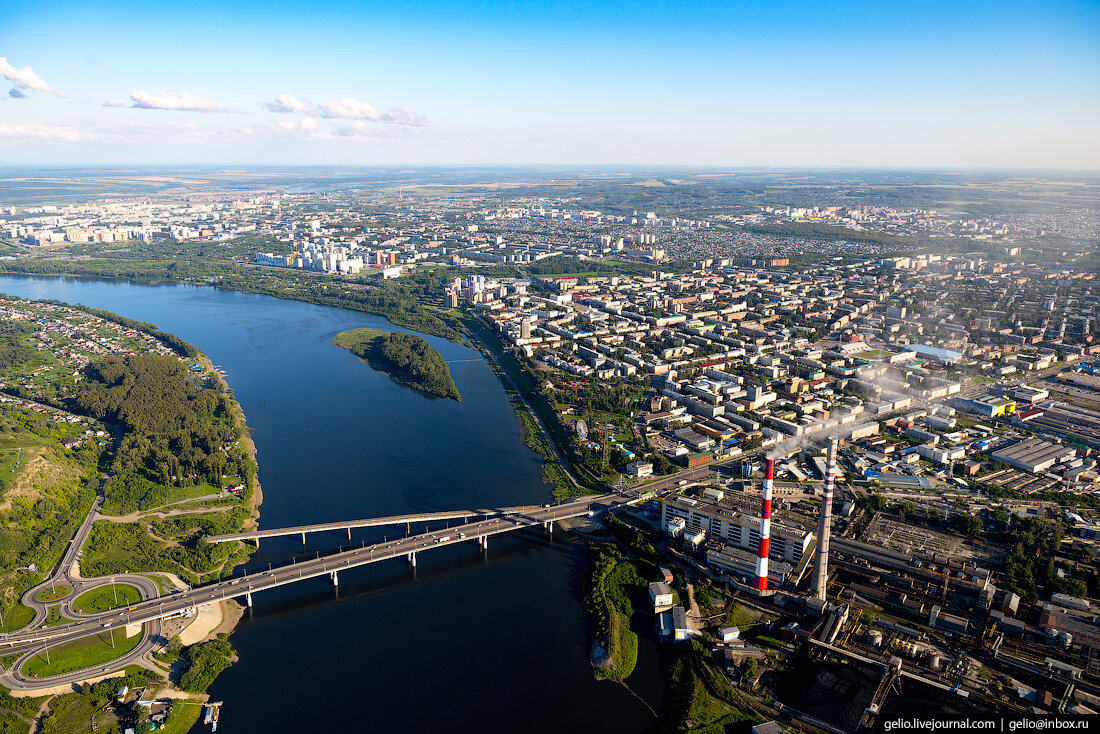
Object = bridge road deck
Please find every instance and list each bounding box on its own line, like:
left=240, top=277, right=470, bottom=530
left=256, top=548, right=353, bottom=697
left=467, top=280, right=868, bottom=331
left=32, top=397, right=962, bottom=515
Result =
left=204, top=504, right=562, bottom=545
left=1, top=497, right=613, bottom=654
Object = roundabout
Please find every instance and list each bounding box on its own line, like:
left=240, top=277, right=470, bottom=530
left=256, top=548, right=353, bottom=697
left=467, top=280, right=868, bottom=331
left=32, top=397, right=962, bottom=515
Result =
left=71, top=583, right=143, bottom=615
left=33, top=585, right=73, bottom=603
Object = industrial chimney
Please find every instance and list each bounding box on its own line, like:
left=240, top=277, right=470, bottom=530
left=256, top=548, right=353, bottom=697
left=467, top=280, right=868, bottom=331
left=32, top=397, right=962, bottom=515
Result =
left=755, top=458, right=775, bottom=593
left=812, top=437, right=839, bottom=601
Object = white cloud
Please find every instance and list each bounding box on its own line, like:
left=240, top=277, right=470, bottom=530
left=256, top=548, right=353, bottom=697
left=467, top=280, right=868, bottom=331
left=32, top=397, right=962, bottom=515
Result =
left=318, top=97, right=427, bottom=126
left=0, top=121, right=99, bottom=143
left=102, top=98, right=127, bottom=107
left=381, top=106, right=427, bottom=126
left=318, top=97, right=381, bottom=120
left=129, top=89, right=227, bottom=113
left=263, top=94, right=317, bottom=115
left=0, top=57, right=64, bottom=96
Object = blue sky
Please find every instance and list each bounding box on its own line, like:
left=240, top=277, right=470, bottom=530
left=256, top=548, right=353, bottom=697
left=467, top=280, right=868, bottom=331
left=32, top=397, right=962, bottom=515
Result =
left=1, top=0, right=1098, bottom=167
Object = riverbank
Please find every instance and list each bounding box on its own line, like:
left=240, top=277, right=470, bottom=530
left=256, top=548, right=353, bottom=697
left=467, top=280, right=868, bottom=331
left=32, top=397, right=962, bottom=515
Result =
left=0, top=259, right=465, bottom=342
left=199, top=354, right=263, bottom=532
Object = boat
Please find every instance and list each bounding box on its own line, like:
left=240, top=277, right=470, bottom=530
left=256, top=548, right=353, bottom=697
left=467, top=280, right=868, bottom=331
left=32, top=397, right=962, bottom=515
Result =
left=211, top=706, right=220, bottom=731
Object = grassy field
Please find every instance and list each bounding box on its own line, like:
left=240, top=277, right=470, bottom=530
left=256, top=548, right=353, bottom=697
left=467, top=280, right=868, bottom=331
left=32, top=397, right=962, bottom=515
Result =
left=853, top=349, right=891, bottom=360
left=33, top=585, right=72, bottom=603
left=164, top=483, right=221, bottom=505
left=71, top=583, right=143, bottom=614
left=0, top=448, right=25, bottom=484
left=42, top=605, right=74, bottom=628
left=0, top=604, right=35, bottom=633
left=21, top=626, right=144, bottom=677
left=0, top=402, right=99, bottom=635
left=159, top=700, right=204, bottom=734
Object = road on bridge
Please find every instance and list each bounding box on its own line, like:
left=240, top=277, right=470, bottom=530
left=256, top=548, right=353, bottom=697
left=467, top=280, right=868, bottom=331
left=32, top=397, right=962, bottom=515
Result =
left=0, top=496, right=618, bottom=690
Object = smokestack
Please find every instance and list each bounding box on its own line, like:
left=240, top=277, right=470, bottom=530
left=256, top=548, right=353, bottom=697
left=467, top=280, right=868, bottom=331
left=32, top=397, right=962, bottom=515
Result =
left=812, top=437, right=839, bottom=601
left=755, top=459, right=774, bottom=593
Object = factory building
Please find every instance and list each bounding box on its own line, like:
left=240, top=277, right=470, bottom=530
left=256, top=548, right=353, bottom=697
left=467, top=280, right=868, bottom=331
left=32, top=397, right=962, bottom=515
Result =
left=660, top=494, right=814, bottom=564
left=957, top=394, right=1016, bottom=418
left=930, top=605, right=969, bottom=635
left=705, top=542, right=794, bottom=587
left=991, top=437, right=1076, bottom=474
left=830, top=537, right=995, bottom=609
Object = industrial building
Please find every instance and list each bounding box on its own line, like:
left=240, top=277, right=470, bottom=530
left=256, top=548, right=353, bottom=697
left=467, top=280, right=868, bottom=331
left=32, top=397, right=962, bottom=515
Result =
left=660, top=493, right=815, bottom=564
left=705, top=541, right=794, bottom=587
left=930, top=604, right=969, bottom=635
left=649, top=582, right=674, bottom=609
left=830, top=537, right=995, bottom=608
left=957, top=394, right=1016, bottom=418
left=991, top=437, right=1076, bottom=474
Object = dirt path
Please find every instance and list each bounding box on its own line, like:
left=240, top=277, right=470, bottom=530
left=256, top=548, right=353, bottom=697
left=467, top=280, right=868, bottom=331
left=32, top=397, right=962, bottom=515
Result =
left=0, top=705, right=31, bottom=725
left=97, top=505, right=235, bottom=523
left=685, top=583, right=702, bottom=622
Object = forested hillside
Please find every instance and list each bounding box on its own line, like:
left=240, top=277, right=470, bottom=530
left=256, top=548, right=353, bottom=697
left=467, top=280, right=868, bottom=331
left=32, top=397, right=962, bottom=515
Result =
left=72, top=354, right=250, bottom=513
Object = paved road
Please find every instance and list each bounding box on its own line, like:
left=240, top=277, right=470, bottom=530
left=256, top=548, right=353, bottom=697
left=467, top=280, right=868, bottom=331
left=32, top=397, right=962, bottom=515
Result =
left=634, top=450, right=763, bottom=495
left=206, top=507, right=519, bottom=544
left=466, top=315, right=588, bottom=490
left=2, top=616, right=164, bottom=690
left=0, top=496, right=620, bottom=690
left=5, top=490, right=167, bottom=689
left=20, top=494, right=104, bottom=628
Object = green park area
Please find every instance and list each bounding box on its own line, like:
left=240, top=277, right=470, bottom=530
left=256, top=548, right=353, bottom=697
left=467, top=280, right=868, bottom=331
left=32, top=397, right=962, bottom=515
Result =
left=21, top=626, right=144, bottom=678
left=71, top=583, right=143, bottom=614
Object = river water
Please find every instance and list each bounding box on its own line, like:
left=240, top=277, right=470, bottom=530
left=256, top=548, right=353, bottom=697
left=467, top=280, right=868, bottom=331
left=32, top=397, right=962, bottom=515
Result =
left=0, top=276, right=665, bottom=733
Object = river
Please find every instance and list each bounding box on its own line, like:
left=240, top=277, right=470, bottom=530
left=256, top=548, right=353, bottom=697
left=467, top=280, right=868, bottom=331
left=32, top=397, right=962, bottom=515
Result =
left=0, top=276, right=666, bottom=733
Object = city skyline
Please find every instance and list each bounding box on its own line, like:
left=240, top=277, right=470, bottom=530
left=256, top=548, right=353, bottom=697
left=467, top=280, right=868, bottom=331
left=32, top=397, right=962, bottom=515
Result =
left=2, top=0, right=1099, bottom=168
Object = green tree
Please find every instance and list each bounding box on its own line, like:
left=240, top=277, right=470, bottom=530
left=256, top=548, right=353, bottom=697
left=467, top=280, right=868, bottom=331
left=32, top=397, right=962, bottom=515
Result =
left=954, top=513, right=982, bottom=536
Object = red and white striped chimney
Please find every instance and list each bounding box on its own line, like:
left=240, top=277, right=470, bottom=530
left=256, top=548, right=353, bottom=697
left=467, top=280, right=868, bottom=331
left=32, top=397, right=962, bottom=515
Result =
left=812, top=438, right=839, bottom=601
left=755, top=458, right=775, bottom=592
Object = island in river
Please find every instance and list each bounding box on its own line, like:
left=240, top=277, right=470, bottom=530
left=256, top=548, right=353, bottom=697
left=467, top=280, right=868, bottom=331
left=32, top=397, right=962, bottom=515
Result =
left=334, top=327, right=462, bottom=401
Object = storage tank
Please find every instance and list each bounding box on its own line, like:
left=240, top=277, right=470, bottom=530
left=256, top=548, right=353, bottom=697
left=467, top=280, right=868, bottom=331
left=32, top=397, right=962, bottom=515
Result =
left=867, top=629, right=884, bottom=648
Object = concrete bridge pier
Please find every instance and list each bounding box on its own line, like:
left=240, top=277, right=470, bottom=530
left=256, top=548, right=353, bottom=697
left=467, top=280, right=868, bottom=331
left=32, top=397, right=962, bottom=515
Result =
left=330, top=570, right=339, bottom=587
left=478, top=536, right=487, bottom=551
left=346, top=527, right=352, bottom=541
left=408, top=552, right=417, bottom=567
left=301, top=532, right=307, bottom=545
left=245, top=592, right=253, bottom=608
left=544, top=520, right=554, bottom=534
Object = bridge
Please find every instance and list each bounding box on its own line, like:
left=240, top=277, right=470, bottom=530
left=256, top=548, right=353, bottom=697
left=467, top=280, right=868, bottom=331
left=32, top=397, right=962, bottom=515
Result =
left=205, top=506, right=533, bottom=545
left=0, top=496, right=616, bottom=672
